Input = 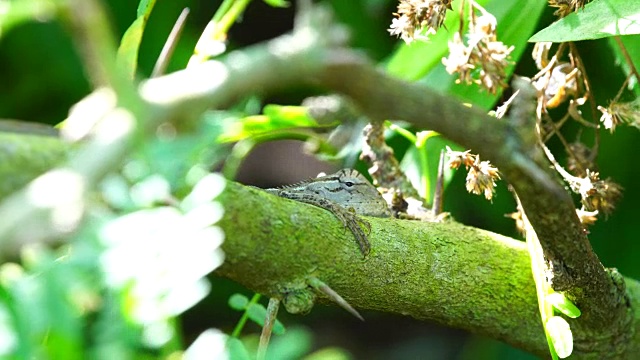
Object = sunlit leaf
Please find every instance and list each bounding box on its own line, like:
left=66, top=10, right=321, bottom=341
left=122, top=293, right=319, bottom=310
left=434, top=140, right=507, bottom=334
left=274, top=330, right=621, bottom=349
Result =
left=304, top=347, right=352, bottom=360
left=530, top=0, right=640, bottom=42
left=136, top=0, right=155, bottom=18
left=546, top=293, right=581, bottom=318
left=218, top=105, right=323, bottom=143
left=263, top=0, right=289, bottom=8
left=546, top=316, right=573, bottom=359
left=399, top=132, right=460, bottom=203
left=116, top=0, right=157, bottom=78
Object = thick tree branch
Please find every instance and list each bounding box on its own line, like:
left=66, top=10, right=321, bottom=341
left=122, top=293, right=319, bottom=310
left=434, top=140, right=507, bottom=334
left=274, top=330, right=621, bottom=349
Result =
left=312, top=56, right=627, bottom=334
left=216, top=181, right=640, bottom=358
left=217, top=181, right=546, bottom=355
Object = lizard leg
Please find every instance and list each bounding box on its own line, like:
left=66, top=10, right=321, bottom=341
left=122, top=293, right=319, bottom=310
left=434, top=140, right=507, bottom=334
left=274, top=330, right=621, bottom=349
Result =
left=277, top=191, right=371, bottom=256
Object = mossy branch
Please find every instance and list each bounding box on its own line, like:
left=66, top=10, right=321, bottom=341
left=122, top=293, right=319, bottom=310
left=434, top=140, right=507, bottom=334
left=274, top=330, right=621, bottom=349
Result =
left=216, top=181, right=640, bottom=358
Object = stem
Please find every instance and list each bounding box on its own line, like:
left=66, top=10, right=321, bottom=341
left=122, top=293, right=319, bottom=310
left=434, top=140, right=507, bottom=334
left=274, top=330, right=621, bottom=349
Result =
left=231, top=293, right=262, bottom=338
left=614, top=36, right=640, bottom=89
left=257, top=297, right=280, bottom=360
left=152, top=8, right=190, bottom=77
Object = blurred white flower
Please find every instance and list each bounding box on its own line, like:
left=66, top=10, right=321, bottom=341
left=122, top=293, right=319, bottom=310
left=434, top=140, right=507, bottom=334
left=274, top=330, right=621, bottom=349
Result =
left=99, top=174, right=225, bottom=347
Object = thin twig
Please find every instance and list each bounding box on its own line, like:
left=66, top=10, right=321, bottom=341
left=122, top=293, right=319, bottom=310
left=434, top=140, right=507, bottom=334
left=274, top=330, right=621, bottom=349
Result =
left=152, top=8, right=190, bottom=77
left=569, top=42, right=599, bottom=158
left=432, top=149, right=445, bottom=217
left=257, top=297, right=280, bottom=360
left=614, top=35, right=640, bottom=89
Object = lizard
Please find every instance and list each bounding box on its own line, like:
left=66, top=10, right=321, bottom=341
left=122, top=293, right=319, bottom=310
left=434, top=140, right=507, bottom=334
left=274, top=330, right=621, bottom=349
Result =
left=265, top=169, right=391, bottom=256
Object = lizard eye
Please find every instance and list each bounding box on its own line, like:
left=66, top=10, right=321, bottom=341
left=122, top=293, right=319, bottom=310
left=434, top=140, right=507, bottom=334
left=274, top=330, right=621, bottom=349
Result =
left=344, top=181, right=354, bottom=187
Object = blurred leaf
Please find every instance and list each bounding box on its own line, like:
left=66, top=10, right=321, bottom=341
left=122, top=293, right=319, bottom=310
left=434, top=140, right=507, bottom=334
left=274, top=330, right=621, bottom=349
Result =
left=116, top=0, right=157, bottom=78
left=227, top=337, right=251, bottom=360
left=137, top=0, right=155, bottom=18
left=545, top=316, right=573, bottom=358
left=228, top=294, right=285, bottom=335
left=530, top=0, right=640, bottom=42
left=229, top=294, right=250, bottom=310
left=546, top=293, right=581, bottom=318
left=246, top=303, right=285, bottom=335
left=400, top=133, right=461, bottom=203
left=608, top=35, right=640, bottom=95
left=263, top=0, right=290, bottom=8
left=139, top=115, right=224, bottom=194
left=0, top=0, right=56, bottom=39
left=218, top=105, right=323, bottom=143
left=7, top=247, right=85, bottom=359
left=266, top=327, right=313, bottom=360
left=304, top=347, right=353, bottom=360
left=0, top=133, right=68, bottom=200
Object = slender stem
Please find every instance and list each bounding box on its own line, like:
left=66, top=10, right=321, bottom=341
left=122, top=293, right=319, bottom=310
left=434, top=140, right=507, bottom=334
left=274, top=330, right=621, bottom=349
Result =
left=257, top=297, right=280, bottom=360
left=568, top=42, right=599, bottom=157
left=231, top=293, right=262, bottom=338
left=432, top=149, right=445, bottom=217
left=614, top=36, right=640, bottom=89
left=213, top=0, right=236, bottom=23
left=217, top=0, right=253, bottom=36
left=613, top=73, right=633, bottom=103
left=152, top=8, right=190, bottom=77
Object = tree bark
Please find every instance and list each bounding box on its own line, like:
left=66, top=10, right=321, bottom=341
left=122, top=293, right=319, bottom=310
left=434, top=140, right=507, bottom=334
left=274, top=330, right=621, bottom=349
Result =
left=215, top=180, right=640, bottom=358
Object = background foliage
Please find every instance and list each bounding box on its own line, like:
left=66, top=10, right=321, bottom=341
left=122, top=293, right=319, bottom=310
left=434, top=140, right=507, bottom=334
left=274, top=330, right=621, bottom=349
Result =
left=0, top=0, right=639, bottom=358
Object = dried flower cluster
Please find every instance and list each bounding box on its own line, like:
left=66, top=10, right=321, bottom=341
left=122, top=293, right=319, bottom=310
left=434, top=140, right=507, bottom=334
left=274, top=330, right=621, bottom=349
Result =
left=598, top=98, right=640, bottom=133
left=446, top=147, right=500, bottom=200
left=548, top=0, right=588, bottom=17
left=567, top=170, right=623, bottom=217
left=442, top=3, right=514, bottom=94
left=566, top=142, right=594, bottom=177
left=388, top=0, right=453, bottom=44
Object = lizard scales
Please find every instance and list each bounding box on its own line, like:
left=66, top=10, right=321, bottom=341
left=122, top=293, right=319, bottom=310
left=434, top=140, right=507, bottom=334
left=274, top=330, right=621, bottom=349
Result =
left=266, top=169, right=390, bottom=256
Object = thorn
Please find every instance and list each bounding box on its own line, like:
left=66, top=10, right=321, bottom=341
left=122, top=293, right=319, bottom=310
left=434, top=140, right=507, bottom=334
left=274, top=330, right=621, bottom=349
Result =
left=257, top=297, right=280, bottom=360
left=308, top=277, right=364, bottom=321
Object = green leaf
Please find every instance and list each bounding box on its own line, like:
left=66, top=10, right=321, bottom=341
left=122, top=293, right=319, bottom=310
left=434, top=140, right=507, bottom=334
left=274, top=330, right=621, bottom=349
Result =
left=546, top=293, right=582, bottom=318
left=545, top=316, right=573, bottom=358
left=263, top=0, right=290, bottom=8
left=530, top=0, right=640, bottom=42
left=116, top=0, right=157, bottom=78
left=228, top=295, right=286, bottom=335
left=218, top=105, right=322, bottom=143
left=136, top=0, right=155, bottom=18
left=265, top=327, right=313, bottom=360
left=399, top=132, right=460, bottom=203
left=0, top=0, right=56, bottom=39
left=246, top=303, right=285, bottom=335
left=608, top=35, right=640, bottom=95
left=226, top=337, right=251, bottom=360
left=228, top=294, right=249, bottom=310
